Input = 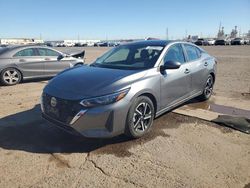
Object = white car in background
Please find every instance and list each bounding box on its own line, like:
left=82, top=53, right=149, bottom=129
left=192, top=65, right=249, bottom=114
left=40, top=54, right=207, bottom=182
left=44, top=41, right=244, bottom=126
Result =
left=207, top=39, right=215, bottom=45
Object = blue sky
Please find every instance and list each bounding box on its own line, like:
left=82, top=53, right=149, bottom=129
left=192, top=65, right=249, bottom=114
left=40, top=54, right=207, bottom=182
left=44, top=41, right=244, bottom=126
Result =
left=0, top=0, right=249, bottom=40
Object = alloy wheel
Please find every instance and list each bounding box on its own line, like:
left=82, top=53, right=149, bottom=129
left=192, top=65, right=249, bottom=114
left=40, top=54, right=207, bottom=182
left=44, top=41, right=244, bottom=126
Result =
left=3, top=69, right=20, bottom=85
left=132, top=102, right=153, bottom=133
left=204, top=76, right=213, bottom=98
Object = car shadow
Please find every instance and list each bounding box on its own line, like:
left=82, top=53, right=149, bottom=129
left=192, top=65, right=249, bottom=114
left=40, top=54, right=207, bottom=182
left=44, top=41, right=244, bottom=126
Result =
left=0, top=104, right=131, bottom=154
left=21, top=77, right=52, bottom=84
left=0, top=77, right=52, bottom=86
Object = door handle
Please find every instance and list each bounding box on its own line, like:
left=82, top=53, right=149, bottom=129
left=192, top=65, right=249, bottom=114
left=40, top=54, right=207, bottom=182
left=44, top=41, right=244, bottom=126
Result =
left=44, top=58, right=51, bottom=61
left=204, top=62, right=208, bottom=66
left=19, top=59, right=26, bottom=62
left=184, top=69, right=190, bottom=74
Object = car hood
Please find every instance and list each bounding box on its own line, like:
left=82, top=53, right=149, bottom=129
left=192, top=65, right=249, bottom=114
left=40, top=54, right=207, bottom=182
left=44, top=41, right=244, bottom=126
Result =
left=44, top=66, right=147, bottom=100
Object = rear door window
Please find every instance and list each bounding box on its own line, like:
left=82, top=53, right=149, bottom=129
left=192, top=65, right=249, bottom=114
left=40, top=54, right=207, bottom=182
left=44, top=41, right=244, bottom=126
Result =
left=164, top=44, right=185, bottom=64
left=184, top=44, right=200, bottom=61
left=37, top=48, right=60, bottom=56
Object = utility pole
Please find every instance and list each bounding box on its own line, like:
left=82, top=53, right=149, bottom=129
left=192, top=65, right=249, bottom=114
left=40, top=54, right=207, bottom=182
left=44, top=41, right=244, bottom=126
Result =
left=166, top=28, right=168, bottom=40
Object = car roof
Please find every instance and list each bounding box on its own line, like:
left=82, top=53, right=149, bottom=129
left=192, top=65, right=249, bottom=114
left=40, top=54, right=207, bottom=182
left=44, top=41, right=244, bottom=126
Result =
left=122, top=40, right=173, bottom=46
left=0, top=45, right=54, bottom=58
left=4, top=44, right=47, bottom=50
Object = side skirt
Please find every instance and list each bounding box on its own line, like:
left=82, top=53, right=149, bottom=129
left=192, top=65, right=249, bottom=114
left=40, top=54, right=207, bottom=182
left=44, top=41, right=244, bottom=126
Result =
left=155, top=91, right=202, bottom=118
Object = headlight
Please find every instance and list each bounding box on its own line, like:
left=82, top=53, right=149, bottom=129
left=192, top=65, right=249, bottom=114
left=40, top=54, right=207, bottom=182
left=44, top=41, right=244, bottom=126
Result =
left=80, top=88, right=130, bottom=107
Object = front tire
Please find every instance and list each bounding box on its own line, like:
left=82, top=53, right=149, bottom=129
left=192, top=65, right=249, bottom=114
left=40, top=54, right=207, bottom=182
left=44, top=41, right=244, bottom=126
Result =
left=125, top=96, right=155, bottom=138
left=74, top=63, right=83, bottom=67
left=0, top=68, right=22, bottom=86
left=198, top=74, right=214, bottom=101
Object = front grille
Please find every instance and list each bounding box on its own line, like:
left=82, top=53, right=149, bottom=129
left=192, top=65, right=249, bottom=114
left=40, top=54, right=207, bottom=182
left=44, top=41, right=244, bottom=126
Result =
left=42, top=93, right=82, bottom=124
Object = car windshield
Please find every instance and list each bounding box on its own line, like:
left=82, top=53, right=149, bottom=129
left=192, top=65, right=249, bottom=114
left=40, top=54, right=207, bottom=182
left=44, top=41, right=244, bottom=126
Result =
left=90, top=43, right=165, bottom=70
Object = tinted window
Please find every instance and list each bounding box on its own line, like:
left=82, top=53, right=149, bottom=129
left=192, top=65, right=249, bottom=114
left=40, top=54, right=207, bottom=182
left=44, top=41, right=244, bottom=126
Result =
left=37, top=48, right=60, bottom=56
left=46, top=49, right=60, bottom=56
left=14, top=48, right=36, bottom=57
left=195, top=48, right=201, bottom=58
left=164, top=44, right=185, bottom=64
left=184, top=44, right=200, bottom=61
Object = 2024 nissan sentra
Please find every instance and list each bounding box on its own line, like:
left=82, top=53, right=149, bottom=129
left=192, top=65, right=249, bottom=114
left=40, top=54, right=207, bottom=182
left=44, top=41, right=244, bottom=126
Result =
left=41, top=40, right=216, bottom=138
left=0, top=45, right=85, bottom=86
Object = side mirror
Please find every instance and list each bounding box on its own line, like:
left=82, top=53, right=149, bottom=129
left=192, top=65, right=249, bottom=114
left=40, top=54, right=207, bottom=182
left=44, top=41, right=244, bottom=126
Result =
left=57, top=54, right=64, bottom=61
left=160, top=60, right=181, bottom=73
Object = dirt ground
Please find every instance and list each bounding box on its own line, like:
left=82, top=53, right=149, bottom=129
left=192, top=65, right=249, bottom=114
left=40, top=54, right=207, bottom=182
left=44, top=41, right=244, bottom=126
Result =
left=0, top=46, right=250, bottom=188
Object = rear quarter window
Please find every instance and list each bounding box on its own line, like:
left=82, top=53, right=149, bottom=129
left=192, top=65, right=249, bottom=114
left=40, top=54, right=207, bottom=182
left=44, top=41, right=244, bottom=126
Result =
left=37, top=48, right=60, bottom=56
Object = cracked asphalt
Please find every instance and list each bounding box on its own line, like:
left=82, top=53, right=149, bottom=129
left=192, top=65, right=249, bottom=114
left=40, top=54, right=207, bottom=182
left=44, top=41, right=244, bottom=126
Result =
left=0, top=46, right=250, bottom=188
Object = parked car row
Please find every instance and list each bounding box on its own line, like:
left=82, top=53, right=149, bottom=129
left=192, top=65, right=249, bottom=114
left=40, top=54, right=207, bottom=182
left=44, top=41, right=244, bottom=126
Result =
left=194, top=38, right=250, bottom=46
left=94, top=42, right=120, bottom=47
left=45, top=41, right=120, bottom=48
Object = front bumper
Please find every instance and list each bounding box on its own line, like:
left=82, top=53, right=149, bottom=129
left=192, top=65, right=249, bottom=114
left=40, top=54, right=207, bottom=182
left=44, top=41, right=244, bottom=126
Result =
left=41, top=93, right=131, bottom=138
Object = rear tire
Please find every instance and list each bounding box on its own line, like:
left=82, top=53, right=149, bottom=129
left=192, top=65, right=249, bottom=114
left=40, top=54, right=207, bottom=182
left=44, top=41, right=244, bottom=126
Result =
left=198, top=74, right=214, bottom=101
left=125, top=96, right=155, bottom=138
left=0, top=68, right=22, bottom=86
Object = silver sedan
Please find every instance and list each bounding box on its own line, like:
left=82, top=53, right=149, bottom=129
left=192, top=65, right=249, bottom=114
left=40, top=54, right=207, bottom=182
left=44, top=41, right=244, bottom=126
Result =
left=42, top=40, right=216, bottom=138
left=0, top=45, right=84, bottom=85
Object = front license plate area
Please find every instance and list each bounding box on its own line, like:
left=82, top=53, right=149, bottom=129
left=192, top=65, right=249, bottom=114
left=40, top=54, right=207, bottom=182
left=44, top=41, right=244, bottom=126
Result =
left=46, top=106, right=59, bottom=118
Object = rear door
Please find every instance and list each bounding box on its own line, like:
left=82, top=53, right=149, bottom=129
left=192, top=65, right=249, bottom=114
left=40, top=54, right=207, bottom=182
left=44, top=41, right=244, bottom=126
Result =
left=183, top=44, right=209, bottom=94
left=13, top=48, right=44, bottom=77
left=160, top=43, right=192, bottom=109
left=37, top=48, right=72, bottom=76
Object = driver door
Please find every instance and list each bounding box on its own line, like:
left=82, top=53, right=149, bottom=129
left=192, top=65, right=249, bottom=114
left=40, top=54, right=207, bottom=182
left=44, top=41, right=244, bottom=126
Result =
left=160, top=43, right=192, bottom=109
left=37, top=48, right=72, bottom=77
left=14, top=48, right=45, bottom=77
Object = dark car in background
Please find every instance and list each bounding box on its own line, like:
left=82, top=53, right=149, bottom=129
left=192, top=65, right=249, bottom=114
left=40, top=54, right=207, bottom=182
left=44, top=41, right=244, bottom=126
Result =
left=215, top=39, right=231, bottom=45
left=214, top=39, right=231, bottom=46
left=41, top=40, right=217, bottom=138
left=194, top=38, right=209, bottom=46
left=0, top=45, right=85, bottom=85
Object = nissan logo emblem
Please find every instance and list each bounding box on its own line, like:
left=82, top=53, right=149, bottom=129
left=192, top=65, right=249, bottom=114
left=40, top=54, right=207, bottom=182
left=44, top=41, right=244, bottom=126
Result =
left=50, top=97, right=57, bottom=107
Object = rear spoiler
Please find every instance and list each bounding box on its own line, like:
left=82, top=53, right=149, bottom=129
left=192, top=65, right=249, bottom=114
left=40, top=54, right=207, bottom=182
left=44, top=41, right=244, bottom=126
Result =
left=70, top=50, right=85, bottom=59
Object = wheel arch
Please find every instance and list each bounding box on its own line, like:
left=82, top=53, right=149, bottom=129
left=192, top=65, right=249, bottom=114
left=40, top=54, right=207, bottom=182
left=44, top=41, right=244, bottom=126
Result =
left=74, top=62, right=84, bottom=66
left=132, top=91, right=158, bottom=117
left=209, top=72, right=215, bottom=82
left=137, top=92, right=158, bottom=117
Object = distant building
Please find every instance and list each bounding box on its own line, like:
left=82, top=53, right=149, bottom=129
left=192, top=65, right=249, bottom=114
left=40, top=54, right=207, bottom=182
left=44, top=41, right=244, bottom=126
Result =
left=46, top=39, right=101, bottom=47
left=217, top=26, right=225, bottom=39
left=247, top=30, right=250, bottom=38
left=230, top=26, right=238, bottom=38
left=0, top=38, right=44, bottom=45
